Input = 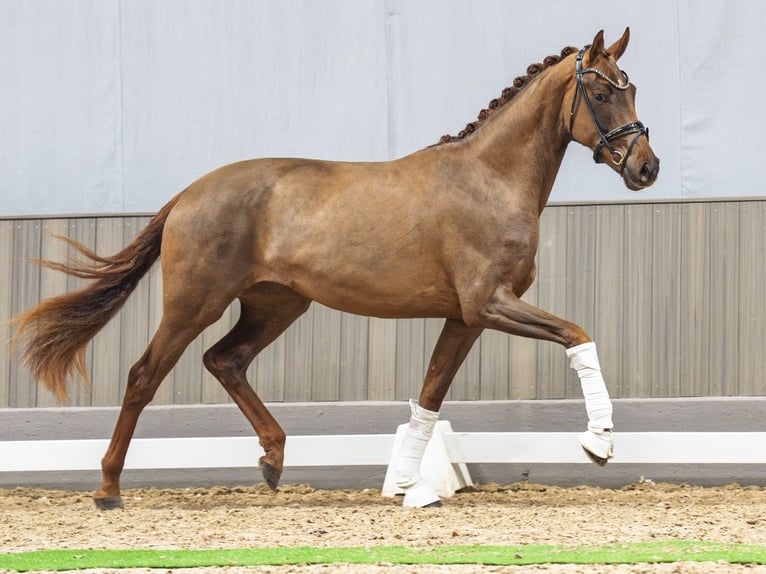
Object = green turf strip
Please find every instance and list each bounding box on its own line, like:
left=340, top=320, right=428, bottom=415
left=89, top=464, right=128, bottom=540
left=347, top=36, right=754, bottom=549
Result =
left=1, top=541, right=765, bottom=571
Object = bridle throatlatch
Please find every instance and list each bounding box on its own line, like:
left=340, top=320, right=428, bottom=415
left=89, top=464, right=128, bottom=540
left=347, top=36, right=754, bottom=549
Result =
left=569, top=47, right=649, bottom=172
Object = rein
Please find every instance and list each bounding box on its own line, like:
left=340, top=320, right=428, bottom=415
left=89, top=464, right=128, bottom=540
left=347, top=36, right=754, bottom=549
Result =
left=569, top=47, right=648, bottom=171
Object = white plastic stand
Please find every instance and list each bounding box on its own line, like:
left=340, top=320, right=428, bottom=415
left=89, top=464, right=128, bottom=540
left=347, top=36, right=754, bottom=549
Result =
left=381, top=420, right=473, bottom=498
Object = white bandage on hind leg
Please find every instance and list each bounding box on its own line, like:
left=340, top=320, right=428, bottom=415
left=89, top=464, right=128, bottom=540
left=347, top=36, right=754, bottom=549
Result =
left=394, top=399, right=439, bottom=488
left=566, top=342, right=613, bottom=432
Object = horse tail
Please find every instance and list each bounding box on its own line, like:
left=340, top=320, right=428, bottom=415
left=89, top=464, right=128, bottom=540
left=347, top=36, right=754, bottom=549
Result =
left=12, top=192, right=184, bottom=403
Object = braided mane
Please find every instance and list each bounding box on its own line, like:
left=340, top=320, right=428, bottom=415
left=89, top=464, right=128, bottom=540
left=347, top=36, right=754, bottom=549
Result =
left=436, top=46, right=579, bottom=145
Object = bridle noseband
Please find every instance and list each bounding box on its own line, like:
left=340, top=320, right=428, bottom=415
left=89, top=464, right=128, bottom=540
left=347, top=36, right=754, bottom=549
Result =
left=569, top=47, right=648, bottom=172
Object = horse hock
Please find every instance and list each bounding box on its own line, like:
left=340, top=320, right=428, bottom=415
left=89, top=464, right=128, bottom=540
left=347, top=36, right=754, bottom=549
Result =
left=394, top=400, right=442, bottom=508
left=567, top=341, right=615, bottom=465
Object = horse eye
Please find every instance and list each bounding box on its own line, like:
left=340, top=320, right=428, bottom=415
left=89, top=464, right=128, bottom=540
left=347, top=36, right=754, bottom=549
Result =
left=594, top=93, right=606, bottom=102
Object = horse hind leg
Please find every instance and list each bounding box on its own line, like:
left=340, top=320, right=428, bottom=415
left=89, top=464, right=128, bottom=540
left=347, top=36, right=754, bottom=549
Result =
left=94, top=313, right=216, bottom=510
left=202, top=284, right=311, bottom=491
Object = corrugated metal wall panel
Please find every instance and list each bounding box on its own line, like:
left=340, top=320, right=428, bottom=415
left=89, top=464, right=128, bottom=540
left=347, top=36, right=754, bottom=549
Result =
left=650, top=204, right=682, bottom=398
left=678, top=203, right=710, bottom=397
left=593, top=204, right=624, bottom=398
left=708, top=203, right=740, bottom=396
left=367, top=317, right=396, bottom=401
left=0, top=221, right=14, bottom=408
left=394, top=318, right=424, bottom=402
left=339, top=313, right=369, bottom=402
left=10, top=219, right=42, bottom=408
left=535, top=207, right=568, bottom=399
left=283, top=305, right=314, bottom=403
left=621, top=204, right=654, bottom=398
left=738, top=203, right=766, bottom=396
left=3, top=201, right=766, bottom=408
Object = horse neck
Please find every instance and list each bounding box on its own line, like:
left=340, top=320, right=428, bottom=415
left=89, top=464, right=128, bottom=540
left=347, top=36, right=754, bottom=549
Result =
left=465, top=66, right=574, bottom=213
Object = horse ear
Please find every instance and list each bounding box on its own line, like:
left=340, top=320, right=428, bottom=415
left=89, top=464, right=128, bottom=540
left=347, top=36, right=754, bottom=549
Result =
left=606, top=27, right=630, bottom=61
left=587, top=30, right=605, bottom=63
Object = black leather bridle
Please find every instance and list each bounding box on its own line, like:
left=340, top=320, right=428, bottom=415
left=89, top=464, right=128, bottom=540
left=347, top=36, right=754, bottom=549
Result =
left=569, top=47, right=649, bottom=172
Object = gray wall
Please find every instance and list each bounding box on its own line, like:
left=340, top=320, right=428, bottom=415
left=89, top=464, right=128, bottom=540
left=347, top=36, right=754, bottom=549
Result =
left=2, top=1, right=766, bottom=216
left=3, top=199, right=765, bottom=408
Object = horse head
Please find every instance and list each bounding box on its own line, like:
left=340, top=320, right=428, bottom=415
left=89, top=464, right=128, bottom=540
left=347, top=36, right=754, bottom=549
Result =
left=568, top=29, right=660, bottom=191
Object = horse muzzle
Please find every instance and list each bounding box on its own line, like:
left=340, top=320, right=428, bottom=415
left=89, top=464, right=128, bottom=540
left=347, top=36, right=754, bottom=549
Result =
left=622, top=152, right=660, bottom=191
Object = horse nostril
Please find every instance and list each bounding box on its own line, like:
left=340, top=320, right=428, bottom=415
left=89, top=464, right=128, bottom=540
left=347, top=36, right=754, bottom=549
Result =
left=639, top=161, right=652, bottom=183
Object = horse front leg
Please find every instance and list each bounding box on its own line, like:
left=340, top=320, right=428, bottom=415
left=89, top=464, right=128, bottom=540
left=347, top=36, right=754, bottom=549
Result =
left=469, top=283, right=614, bottom=464
left=394, top=318, right=482, bottom=508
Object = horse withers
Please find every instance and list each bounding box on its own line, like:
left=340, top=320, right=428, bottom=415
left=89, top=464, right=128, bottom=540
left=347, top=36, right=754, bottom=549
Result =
left=13, top=29, right=659, bottom=509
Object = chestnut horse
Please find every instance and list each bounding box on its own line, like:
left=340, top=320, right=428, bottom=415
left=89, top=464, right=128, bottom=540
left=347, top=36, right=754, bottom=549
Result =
left=14, top=29, right=659, bottom=509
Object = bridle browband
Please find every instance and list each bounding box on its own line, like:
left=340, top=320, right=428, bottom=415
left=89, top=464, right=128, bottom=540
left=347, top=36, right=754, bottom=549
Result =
left=569, top=46, right=648, bottom=171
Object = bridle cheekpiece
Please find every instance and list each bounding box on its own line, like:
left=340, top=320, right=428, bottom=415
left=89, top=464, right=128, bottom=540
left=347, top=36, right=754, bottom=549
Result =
left=569, top=46, right=648, bottom=171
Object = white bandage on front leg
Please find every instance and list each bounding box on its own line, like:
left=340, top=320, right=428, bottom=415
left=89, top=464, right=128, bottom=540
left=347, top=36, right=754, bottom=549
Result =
left=395, top=400, right=439, bottom=487
left=566, top=342, right=613, bottom=431
left=566, top=341, right=614, bottom=462
left=394, top=399, right=441, bottom=507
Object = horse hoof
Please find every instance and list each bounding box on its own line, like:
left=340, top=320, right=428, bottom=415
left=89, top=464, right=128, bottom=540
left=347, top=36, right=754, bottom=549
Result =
left=578, top=429, right=614, bottom=466
left=94, top=496, right=123, bottom=511
left=259, top=459, right=281, bottom=491
left=401, top=479, right=441, bottom=508
left=582, top=447, right=609, bottom=467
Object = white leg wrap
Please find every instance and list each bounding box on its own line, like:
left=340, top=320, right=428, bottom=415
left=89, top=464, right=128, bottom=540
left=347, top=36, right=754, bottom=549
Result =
left=395, top=400, right=438, bottom=486
left=395, top=400, right=441, bottom=507
left=566, top=342, right=613, bottom=431
left=566, top=342, right=614, bottom=462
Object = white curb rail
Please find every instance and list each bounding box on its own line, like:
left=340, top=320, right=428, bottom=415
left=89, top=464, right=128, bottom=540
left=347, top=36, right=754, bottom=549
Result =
left=2, top=428, right=764, bottom=475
